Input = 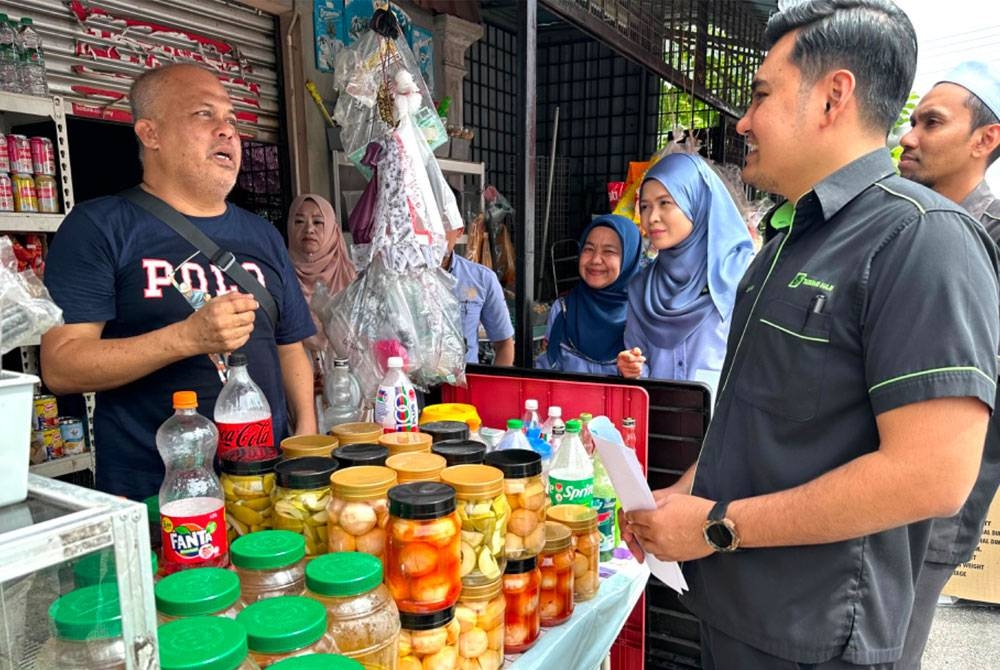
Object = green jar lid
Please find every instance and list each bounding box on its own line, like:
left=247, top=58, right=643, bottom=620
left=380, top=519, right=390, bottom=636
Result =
left=48, top=583, right=123, bottom=641
left=74, top=549, right=159, bottom=588
left=237, top=596, right=327, bottom=654
left=305, top=552, right=382, bottom=597
left=230, top=530, right=305, bottom=570
left=270, top=655, right=364, bottom=670
left=159, top=616, right=248, bottom=670
left=155, top=567, right=240, bottom=617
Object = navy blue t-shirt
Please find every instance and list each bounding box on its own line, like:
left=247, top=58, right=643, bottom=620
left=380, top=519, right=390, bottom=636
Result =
left=44, top=195, right=315, bottom=499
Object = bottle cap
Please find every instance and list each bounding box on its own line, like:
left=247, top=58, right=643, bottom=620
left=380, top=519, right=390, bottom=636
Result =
left=623, top=417, right=636, bottom=427
left=419, top=420, right=470, bottom=443
left=333, top=358, right=349, bottom=368
left=548, top=406, right=562, bottom=417
left=387, top=356, right=403, bottom=368
left=49, top=584, right=123, bottom=641
left=220, top=454, right=281, bottom=475
left=432, top=439, right=486, bottom=466
left=543, top=521, right=572, bottom=553
left=565, top=419, right=581, bottom=433
left=228, top=352, right=248, bottom=367
left=484, top=449, right=542, bottom=479
left=158, top=616, right=248, bottom=670
left=331, top=443, right=389, bottom=468
left=524, top=399, right=538, bottom=411
left=504, top=554, right=537, bottom=574
left=399, top=605, right=455, bottom=631
left=237, top=596, right=327, bottom=654
left=388, top=481, right=457, bottom=519
left=329, top=465, right=397, bottom=500
left=274, top=456, right=339, bottom=489
left=506, top=419, right=523, bottom=430
left=155, top=567, right=240, bottom=617
left=269, top=656, right=364, bottom=670
left=172, top=390, right=197, bottom=409
left=231, top=530, right=306, bottom=570
left=305, top=552, right=383, bottom=597
left=579, top=412, right=593, bottom=422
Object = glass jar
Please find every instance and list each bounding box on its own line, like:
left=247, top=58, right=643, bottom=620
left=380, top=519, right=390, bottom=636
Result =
left=546, top=504, right=600, bottom=602
left=73, top=548, right=159, bottom=588
left=36, top=584, right=127, bottom=670
left=386, top=482, right=462, bottom=613
left=439, top=464, right=509, bottom=585
left=155, top=567, right=243, bottom=623
left=386, top=452, right=447, bottom=483
left=327, top=465, right=396, bottom=560
left=273, top=457, right=338, bottom=556
left=231, top=530, right=307, bottom=604
left=484, top=449, right=548, bottom=559
left=502, top=555, right=541, bottom=653
left=269, top=655, right=363, bottom=669
left=159, top=616, right=260, bottom=670
left=221, top=456, right=280, bottom=543
left=419, top=420, right=470, bottom=443
left=431, top=440, right=486, bottom=467
left=332, top=443, right=389, bottom=468
left=538, top=522, right=574, bottom=626
left=397, top=607, right=460, bottom=670
left=379, top=431, right=433, bottom=457
left=238, top=595, right=337, bottom=666
left=280, top=434, right=339, bottom=460
left=304, top=552, right=400, bottom=670
left=455, top=578, right=505, bottom=670
left=331, top=421, right=383, bottom=446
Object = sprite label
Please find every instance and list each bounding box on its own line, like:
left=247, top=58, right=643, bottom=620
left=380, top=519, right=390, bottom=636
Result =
left=548, top=475, right=593, bottom=506
left=592, top=495, right=617, bottom=555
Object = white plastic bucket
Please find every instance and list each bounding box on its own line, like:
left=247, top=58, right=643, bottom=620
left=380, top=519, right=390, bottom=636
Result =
left=0, top=370, right=40, bottom=507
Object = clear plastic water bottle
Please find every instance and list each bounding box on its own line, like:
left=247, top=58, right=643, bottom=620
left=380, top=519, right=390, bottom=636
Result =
left=578, top=412, right=595, bottom=456
left=0, top=15, right=18, bottom=94
left=321, top=357, right=364, bottom=432
left=549, top=422, right=566, bottom=454
left=214, top=352, right=275, bottom=461
left=373, top=356, right=419, bottom=433
left=497, top=418, right=532, bottom=451
left=16, top=17, right=47, bottom=97
left=522, top=399, right=541, bottom=433
left=539, top=405, right=564, bottom=442
left=158, top=391, right=228, bottom=575
left=547, top=419, right=593, bottom=507
left=525, top=426, right=553, bottom=479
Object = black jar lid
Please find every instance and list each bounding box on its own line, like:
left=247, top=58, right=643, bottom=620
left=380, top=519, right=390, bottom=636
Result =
left=332, top=443, right=389, bottom=468
left=484, top=449, right=542, bottom=478
left=388, top=481, right=456, bottom=520
left=399, top=606, right=455, bottom=631
left=504, top=554, right=537, bottom=574
left=274, top=456, right=338, bottom=489
left=432, top=440, right=486, bottom=466
left=419, top=421, right=470, bottom=443
left=220, top=455, right=282, bottom=476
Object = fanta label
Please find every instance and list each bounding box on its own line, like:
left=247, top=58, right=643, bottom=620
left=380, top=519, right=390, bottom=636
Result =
left=161, top=504, right=228, bottom=567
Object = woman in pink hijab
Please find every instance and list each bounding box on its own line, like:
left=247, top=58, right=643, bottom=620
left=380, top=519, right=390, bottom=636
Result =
left=286, top=194, right=356, bottom=354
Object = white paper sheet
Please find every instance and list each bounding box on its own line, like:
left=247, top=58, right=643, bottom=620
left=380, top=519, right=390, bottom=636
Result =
left=590, top=416, right=689, bottom=594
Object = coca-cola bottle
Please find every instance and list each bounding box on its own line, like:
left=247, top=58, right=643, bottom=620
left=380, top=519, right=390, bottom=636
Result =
left=214, top=352, right=274, bottom=461
left=158, top=391, right=228, bottom=575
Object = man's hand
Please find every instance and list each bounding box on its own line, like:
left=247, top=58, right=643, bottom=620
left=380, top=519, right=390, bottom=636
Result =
left=623, top=492, right=716, bottom=563
left=618, top=478, right=697, bottom=562
left=617, top=347, right=645, bottom=378
left=181, top=292, right=257, bottom=354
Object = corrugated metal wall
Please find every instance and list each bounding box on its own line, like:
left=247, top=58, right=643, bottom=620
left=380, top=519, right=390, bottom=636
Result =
left=1, top=0, right=281, bottom=142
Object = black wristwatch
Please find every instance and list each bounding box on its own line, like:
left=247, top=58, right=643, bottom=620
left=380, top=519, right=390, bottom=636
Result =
left=703, top=500, right=741, bottom=553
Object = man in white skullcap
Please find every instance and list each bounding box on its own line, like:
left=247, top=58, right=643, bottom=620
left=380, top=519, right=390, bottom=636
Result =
left=897, top=61, right=1000, bottom=668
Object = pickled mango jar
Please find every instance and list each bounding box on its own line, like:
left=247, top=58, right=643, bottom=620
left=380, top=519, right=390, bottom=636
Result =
left=332, top=443, right=389, bottom=468
left=386, top=452, right=447, bottom=484
left=331, top=421, right=382, bottom=446
left=484, top=449, right=548, bottom=559
left=159, top=616, right=260, bottom=670
left=419, top=420, right=470, bottom=443
left=431, top=440, right=486, bottom=467
left=379, top=431, right=433, bottom=457
left=304, top=552, right=400, bottom=670
left=538, top=522, right=574, bottom=626
left=273, top=457, right=339, bottom=556
left=35, top=584, right=127, bottom=670
left=269, top=655, right=363, bottom=669
left=327, top=465, right=396, bottom=560
left=440, top=464, right=509, bottom=585
left=222, top=456, right=280, bottom=543
left=455, top=578, right=505, bottom=669
left=155, top=567, right=242, bottom=623
left=231, top=530, right=306, bottom=604
left=502, top=555, right=541, bottom=653
left=386, top=482, right=462, bottom=613
left=546, top=504, right=600, bottom=602
left=397, top=607, right=460, bottom=670
left=238, top=596, right=337, bottom=666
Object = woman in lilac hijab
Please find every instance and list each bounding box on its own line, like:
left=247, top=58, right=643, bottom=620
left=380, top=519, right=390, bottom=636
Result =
left=617, top=153, right=754, bottom=395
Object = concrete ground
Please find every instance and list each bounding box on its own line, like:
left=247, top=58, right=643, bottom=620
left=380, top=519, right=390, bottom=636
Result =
left=922, top=599, right=1000, bottom=669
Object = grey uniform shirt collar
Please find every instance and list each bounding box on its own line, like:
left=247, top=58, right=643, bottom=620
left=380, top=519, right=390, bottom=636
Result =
left=959, top=179, right=999, bottom=222
left=808, top=149, right=898, bottom=224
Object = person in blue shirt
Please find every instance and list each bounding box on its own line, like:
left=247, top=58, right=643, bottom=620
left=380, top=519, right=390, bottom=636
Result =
left=536, top=214, right=642, bottom=374
left=617, top=153, right=754, bottom=395
left=443, top=227, right=515, bottom=365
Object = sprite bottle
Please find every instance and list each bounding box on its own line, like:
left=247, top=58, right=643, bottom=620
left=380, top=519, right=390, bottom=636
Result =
left=547, top=419, right=593, bottom=507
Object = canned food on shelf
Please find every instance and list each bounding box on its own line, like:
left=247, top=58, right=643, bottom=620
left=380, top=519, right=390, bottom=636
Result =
left=30, top=136, right=56, bottom=175
left=7, top=134, right=32, bottom=174
left=0, top=132, right=8, bottom=172
left=58, top=416, right=86, bottom=456
left=33, top=394, right=59, bottom=430
left=32, top=426, right=63, bottom=461
left=0, top=174, right=12, bottom=212
left=12, top=173, right=37, bottom=213
left=35, top=173, right=59, bottom=213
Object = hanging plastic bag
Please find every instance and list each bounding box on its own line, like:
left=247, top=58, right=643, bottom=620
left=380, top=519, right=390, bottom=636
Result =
left=0, top=236, right=63, bottom=354
left=347, top=142, right=383, bottom=245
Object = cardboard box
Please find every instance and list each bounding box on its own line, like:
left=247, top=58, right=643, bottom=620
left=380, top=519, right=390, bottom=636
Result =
left=942, top=490, right=1000, bottom=603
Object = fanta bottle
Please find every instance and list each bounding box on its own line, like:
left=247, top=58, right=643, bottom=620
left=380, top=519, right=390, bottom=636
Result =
left=547, top=419, right=594, bottom=507
left=373, top=356, right=419, bottom=433
left=158, top=391, right=228, bottom=575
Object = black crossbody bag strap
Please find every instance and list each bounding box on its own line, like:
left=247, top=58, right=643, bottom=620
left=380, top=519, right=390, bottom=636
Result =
left=122, top=187, right=279, bottom=326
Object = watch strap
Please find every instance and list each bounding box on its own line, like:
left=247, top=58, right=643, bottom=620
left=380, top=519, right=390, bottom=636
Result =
left=708, top=499, right=730, bottom=522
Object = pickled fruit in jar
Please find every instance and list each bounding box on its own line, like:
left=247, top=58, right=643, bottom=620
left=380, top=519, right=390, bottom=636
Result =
left=538, top=522, right=574, bottom=626
left=398, top=607, right=467, bottom=670
left=547, top=504, right=601, bottom=602
left=273, top=457, right=339, bottom=556
left=455, top=578, right=505, bottom=668
left=327, top=465, right=396, bottom=561
left=502, top=555, right=540, bottom=653
left=441, top=464, right=509, bottom=584
left=221, top=456, right=279, bottom=543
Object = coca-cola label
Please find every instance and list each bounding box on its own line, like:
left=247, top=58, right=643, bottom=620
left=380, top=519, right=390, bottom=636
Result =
left=161, top=506, right=227, bottom=566
left=217, top=418, right=274, bottom=460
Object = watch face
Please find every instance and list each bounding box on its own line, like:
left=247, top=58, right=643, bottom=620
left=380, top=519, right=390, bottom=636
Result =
left=706, top=521, right=734, bottom=550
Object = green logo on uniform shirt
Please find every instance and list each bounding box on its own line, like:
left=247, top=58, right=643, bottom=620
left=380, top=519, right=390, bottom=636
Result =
left=788, top=272, right=835, bottom=292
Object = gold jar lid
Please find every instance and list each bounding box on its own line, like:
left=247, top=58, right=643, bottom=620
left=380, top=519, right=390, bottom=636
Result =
left=330, top=465, right=398, bottom=500
left=460, top=574, right=503, bottom=601
left=331, top=422, right=383, bottom=445
left=546, top=504, right=598, bottom=532
left=385, top=452, right=448, bottom=483
left=542, top=521, right=572, bottom=553
left=440, top=464, right=504, bottom=498
left=379, top=431, right=433, bottom=456
left=280, top=434, right=339, bottom=459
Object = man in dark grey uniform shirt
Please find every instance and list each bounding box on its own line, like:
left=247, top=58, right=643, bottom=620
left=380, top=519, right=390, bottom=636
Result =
left=623, top=2, right=1000, bottom=668
left=896, top=60, right=1000, bottom=669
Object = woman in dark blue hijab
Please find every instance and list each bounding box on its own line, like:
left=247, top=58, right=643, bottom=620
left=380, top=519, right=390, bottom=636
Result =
left=536, top=214, right=643, bottom=374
